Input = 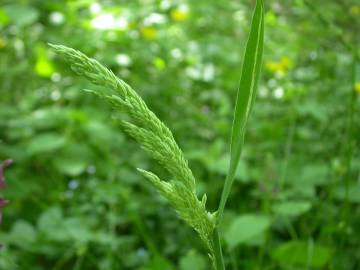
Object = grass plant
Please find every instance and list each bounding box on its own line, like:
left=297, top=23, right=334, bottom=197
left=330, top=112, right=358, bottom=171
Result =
left=50, top=1, right=264, bottom=268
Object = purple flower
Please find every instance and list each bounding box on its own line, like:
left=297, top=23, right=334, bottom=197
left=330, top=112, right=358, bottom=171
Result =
left=0, top=159, right=13, bottom=224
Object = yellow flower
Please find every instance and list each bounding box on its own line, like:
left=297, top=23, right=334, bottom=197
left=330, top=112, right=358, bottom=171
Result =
left=265, top=56, right=291, bottom=75
left=350, top=5, right=360, bottom=16
left=265, top=61, right=281, bottom=72
left=355, top=82, right=360, bottom=94
left=280, top=56, right=290, bottom=69
left=141, top=27, right=157, bottom=40
left=170, top=9, right=188, bottom=22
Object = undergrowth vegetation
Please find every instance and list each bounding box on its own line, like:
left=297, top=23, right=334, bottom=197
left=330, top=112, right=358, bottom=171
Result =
left=0, top=0, right=359, bottom=269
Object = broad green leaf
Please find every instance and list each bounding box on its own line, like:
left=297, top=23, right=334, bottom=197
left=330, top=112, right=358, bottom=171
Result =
left=179, top=250, right=206, bottom=270
left=63, top=218, right=92, bottom=243
left=54, top=156, right=87, bottom=176
left=143, top=255, right=174, bottom=270
left=37, top=207, right=69, bottom=242
left=272, top=200, right=312, bottom=217
left=37, top=206, right=63, bottom=233
left=4, top=5, right=39, bottom=27
left=300, top=164, right=328, bottom=186
left=224, top=214, right=270, bottom=249
left=7, top=220, right=37, bottom=249
left=30, top=107, right=68, bottom=129
left=84, top=120, right=117, bottom=146
left=272, top=240, right=332, bottom=268
left=334, top=183, right=360, bottom=203
left=218, top=0, right=264, bottom=220
left=27, top=133, right=66, bottom=155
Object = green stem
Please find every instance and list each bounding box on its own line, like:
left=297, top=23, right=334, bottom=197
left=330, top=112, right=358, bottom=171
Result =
left=217, top=171, right=237, bottom=224
left=341, top=47, right=358, bottom=232
left=279, top=99, right=297, bottom=191
left=212, top=228, right=225, bottom=270
left=230, top=247, right=239, bottom=270
left=130, top=211, right=159, bottom=256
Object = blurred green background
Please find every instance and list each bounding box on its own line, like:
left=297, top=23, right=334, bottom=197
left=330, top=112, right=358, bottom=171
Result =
left=0, top=0, right=359, bottom=269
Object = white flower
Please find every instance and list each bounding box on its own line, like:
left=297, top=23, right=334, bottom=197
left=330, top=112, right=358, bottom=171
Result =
left=203, top=63, right=215, bottom=82
left=51, top=89, right=61, bottom=101
left=160, top=0, right=171, bottom=10
left=90, top=3, right=102, bottom=14
left=143, top=12, right=167, bottom=26
left=258, top=86, right=269, bottom=98
left=51, top=73, right=61, bottom=82
left=91, top=14, right=115, bottom=29
left=116, top=54, right=132, bottom=66
left=116, top=17, right=128, bottom=30
left=171, top=48, right=183, bottom=59
left=273, top=87, right=284, bottom=99
left=91, top=14, right=128, bottom=30
left=50, top=12, right=64, bottom=25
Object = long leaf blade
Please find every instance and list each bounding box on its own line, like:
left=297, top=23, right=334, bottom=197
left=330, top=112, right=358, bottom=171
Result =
left=217, top=0, right=264, bottom=222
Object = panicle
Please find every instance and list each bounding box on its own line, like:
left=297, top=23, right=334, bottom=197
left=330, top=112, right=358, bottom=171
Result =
left=51, top=44, right=216, bottom=254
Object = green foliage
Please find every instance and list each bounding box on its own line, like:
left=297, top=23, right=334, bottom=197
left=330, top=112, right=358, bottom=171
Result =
left=272, top=240, right=332, bottom=268
left=27, top=132, right=66, bottom=155
left=225, top=214, right=270, bottom=249
left=179, top=250, right=206, bottom=270
left=0, top=0, right=359, bottom=269
left=272, top=200, right=311, bottom=217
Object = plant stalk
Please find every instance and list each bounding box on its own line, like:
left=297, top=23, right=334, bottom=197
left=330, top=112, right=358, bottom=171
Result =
left=213, top=228, right=225, bottom=270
